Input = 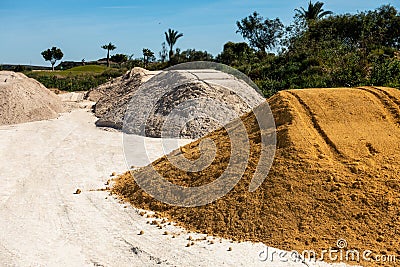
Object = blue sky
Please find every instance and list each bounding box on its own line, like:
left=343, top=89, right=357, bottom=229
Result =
left=0, top=0, right=399, bottom=66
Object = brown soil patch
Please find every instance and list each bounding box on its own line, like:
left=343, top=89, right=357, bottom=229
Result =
left=113, top=87, right=400, bottom=266
left=0, top=71, right=63, bottom=125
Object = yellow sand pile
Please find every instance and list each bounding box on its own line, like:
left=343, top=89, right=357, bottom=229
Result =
left=114, top=87, right=400, bottom=266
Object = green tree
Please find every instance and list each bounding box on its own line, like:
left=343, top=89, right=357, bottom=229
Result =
left=236, top=12, right=284, bottom=52
left=159, top=42, right=168, bottom=63
left=101, top=42, right=116, bottom=67
left=295, top=1, right=333, bottom=25
left=360, top=5, right=400, bottom=51
left=41, top=47, right=64, bottom=71
left=298, top=5, right=400, bottom=58
left=181, top=49, right=213, bottom=62
left=142, top=48, right=155, bottom=68
left=165, top=29, right=183, bottom=61
left=216, top=42, right=255, bottom=66
left=110, top=54, right=128, bottom=68
left=171, top=49, right=214, bottom=63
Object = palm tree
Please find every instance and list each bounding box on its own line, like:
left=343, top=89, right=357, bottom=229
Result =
left=165, top=29, right=183, bottom=61
left=295, top=1, right=333, bottom=24
left=101, top=42, right=116, bottom=67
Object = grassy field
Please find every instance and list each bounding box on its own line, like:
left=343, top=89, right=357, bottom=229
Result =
left=25, top=65, right=125, bottom=92
left=67, top=65, right=109, bottom=72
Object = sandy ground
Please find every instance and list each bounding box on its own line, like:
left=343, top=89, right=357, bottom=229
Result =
left=0, top=103, right=349, bottom=266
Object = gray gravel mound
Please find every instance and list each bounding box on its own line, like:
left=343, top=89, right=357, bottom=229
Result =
left=87, top=67, right=265, bottom=138
left=123, top=69, right=266, bottom=138
left=86, top=67, right=159, bottom=129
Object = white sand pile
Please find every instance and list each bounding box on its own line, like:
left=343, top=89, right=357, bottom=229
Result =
left=0, top=71, right=64, bottom=125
